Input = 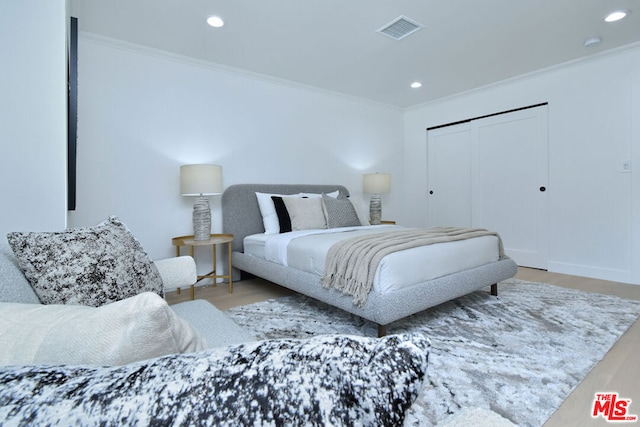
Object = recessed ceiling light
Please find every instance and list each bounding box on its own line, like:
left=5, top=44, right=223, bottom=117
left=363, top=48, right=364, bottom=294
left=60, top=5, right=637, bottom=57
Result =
left=207, top=16, right=225, bottom=28
left=410, top=82, right=422, bottom=89
left=604, top=10, right=629, bottom=23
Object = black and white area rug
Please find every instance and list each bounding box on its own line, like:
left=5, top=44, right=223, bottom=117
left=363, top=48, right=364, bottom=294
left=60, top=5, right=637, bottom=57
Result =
left=226, top=279, right=640, bottom=426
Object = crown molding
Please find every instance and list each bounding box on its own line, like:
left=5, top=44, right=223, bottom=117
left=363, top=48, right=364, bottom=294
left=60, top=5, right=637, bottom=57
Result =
left=406, top=40, right=640, bottom=111
left=79, top=32, right=403, bottom=112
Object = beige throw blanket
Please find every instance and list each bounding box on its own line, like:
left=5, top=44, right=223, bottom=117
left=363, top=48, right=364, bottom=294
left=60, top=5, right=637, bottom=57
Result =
left=320, top=226, right=505, bottom=307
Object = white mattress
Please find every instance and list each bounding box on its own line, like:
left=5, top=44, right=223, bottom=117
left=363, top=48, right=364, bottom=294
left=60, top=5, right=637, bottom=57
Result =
left=243, top=225, right=500, bottom=294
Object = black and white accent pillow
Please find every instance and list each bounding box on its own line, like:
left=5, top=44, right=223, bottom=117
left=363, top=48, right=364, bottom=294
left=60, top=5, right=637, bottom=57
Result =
left=0, top=333, right=429, bottom=426
left=271, top=195, right=292, bottom=233
left=7, top=216, right=163, bottom=307
left=322, top=192, right=362, bottom=228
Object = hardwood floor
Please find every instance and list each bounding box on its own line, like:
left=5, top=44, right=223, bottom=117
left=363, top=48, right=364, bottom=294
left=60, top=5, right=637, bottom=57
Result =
left=165, top=268, right=640, bottom=426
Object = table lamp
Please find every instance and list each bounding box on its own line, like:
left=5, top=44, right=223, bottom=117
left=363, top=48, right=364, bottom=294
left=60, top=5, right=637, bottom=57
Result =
left=363, top=173, right=391, bottom=225
left=180, top=164, right=223, bottom=240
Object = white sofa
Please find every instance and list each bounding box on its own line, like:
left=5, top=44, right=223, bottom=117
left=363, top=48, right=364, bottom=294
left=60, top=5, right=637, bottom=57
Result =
left=0, top=239, right=430, bottom=426
left=0, top=239, right=256, bottom=352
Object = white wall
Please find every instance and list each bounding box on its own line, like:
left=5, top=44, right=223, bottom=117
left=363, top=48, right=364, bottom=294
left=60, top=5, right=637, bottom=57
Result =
left=67, top=36, right=404, bottom=261
left=0, top=0, right=68, bottom=236
left=404, top=44, right=640, bottom=284
left=3, top=5, right=636, bottom=285
left=632, top=76, right=640, bottom=285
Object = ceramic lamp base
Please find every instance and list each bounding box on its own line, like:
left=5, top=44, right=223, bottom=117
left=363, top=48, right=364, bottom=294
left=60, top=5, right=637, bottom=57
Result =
left=192, top=196, right=211, bottom=241
left=369, top=194, right=382, bottom=225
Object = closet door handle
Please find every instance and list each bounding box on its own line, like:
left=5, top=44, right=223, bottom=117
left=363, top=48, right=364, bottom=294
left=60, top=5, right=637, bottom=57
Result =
left=539, top=186, right=546, bottom=192
left=429, top=190, right=434, bottom=195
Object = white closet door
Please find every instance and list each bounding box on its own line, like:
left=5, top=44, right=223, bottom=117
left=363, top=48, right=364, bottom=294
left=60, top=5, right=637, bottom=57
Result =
left=427, top=124, right=472, bottom=227
left=426, top=105, right=549, bottom=269
left=472, top=107, right=548, bottom=269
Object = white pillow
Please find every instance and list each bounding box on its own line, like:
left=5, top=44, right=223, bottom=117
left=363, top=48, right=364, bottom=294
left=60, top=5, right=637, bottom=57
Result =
left=255, top=192, right=295, bottom=234
left=298, top=190, right=340, bottom=198
left=283, top=197, right=327, bottom=230
left=353, top=198, right=372, bottom=225
left=0, top=292, right=208, bottom=367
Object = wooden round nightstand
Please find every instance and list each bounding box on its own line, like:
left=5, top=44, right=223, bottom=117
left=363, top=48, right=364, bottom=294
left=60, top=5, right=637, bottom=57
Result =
left=171, top=234, right=234, bottom=297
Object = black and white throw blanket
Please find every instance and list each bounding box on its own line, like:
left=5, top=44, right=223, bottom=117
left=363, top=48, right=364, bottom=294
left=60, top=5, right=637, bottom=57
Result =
left=0, top=333, right=429, bottom=426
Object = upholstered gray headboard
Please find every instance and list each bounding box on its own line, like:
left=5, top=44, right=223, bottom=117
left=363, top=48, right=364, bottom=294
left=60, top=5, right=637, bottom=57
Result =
left=221, top=184, right=350, bottom=253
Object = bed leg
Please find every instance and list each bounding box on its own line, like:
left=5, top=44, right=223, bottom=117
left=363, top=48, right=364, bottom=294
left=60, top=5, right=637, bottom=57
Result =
left=377, top=324, right=387, bottom=338
left=491, top=283, right=498, bottom=296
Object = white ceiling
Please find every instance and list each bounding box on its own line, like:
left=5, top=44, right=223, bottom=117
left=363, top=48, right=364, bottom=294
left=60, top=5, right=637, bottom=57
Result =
left=69, top=0, right=640, bottom=108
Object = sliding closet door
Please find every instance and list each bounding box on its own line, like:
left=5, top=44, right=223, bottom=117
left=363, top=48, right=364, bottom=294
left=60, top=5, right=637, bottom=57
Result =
left=427, top=123, right=472, bottom=227
left=473, top=106, right=549, bottom=269
left=426, top=105, right=549, bottom=269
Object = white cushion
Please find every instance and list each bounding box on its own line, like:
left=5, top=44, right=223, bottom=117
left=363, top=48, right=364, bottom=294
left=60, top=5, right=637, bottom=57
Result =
left=153, top=256, right=197, bottom=292
left=298, top=190, right=339, bottom=198
left=171, top=299, right=257, bottom=348
left=283, top=197, right=327, bottom=230
left=353, top=197, right=372, bottom=225
left=0, top=292, right=208, bottom=366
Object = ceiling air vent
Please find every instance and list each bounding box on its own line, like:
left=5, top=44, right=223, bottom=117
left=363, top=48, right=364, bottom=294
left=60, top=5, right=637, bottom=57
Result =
left=377, top=15, right=423, bottom=40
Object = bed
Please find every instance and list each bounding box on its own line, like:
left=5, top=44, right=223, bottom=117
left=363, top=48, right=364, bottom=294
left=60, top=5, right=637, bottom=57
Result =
left=222, top=184, right=518, bottom=337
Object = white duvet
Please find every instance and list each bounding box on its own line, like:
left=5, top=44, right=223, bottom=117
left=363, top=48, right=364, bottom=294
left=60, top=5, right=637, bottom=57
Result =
left=243, top=225, right=500, bottom=294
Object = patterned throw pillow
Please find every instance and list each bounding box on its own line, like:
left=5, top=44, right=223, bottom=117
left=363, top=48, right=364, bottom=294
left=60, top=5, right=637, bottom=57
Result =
left=0, top=333, right=429, bottom=426
left=322, top=193, right=362, bottom=228
left=7, top=216, right=163, bottom=307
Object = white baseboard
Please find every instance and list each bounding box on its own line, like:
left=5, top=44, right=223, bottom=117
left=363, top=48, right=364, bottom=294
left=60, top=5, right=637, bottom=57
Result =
left=547, top=261, right=635, bottom=285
